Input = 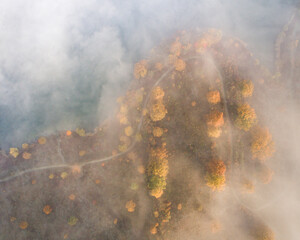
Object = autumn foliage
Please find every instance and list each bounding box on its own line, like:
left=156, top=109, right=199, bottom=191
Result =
left=43, top=205, right=52, bottom=215
left=153, top=127, right=164, bottom=137
left=9, top=148, right=19, bottom=158
left=205, top=159, right=226, bottom=190
left=174, top=58, right=186, bottom=71
left=134, top=60, right=148, bottom=79
left=206, top=110, right=224, bottom=127
left=150, top=102, right=168, bottom=122
left=19, top=221, right=28, bottom=230
left=239, top=80, right=254, bottom=98
left=151, top=86, right=165, bottom=101
left=147, top=145, right=169, bottom=198
left=253, top=224, right=275, bottom=240
left=206, top=110, right=224, bottom=138
left=207, top=126, right=222, bottom=138
left=125, top=200, right=136, bottom=212
left=149, top=86, right=167, bottom=122
left=206, top=90, right=221, bottom=104
left=147, top=147, right=169, bottom=177
left=235, top=103, right=257, bottom=131
left=195, top=29, right=222, bottom=52
left=251, top=127, right=275, bottom=161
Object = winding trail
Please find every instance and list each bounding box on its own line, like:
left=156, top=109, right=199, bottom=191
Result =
left=0, top=64, right=175, bottom=183
left=0, top=45, right=286, bottom=216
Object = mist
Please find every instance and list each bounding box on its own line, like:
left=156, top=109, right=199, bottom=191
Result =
left=0, top=0, right=299, bottom=239
left=0, top=0, right=295, bottom=148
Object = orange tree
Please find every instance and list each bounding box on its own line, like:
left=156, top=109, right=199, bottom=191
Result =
left=149, top=87, right=167, bottom=122
left=205, top=159, right=226, bottom=191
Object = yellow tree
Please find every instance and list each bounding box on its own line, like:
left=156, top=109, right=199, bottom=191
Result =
left=206, top=90, right=221, bottom=104
left=251, top=127, right=275, bottom=161
left=174, top=58, right=186, bottom=71
left=151, top=86, right=165, bottom=101
left=253, top=224, right=275, bottom=240
left=150, top=102, right=167, bottom=122
left=134, top=60, right=147, bottom=79
left=147, top=145, right=169, bottom=198
left=205, top=159, right=226, bottom=191
left=149, top=86, right=167, bottom=122
left=235, top=103, right=257, bottom=131
left=239, top=80, right=254, bottom=98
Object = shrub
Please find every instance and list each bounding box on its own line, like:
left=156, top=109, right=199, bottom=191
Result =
left=68, top=216, right=78, bottom=226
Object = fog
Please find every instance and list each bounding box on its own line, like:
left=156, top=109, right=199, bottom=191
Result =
left=0, top=0, right=299, bottom=239
left=0, top=0, right=295, bottom=148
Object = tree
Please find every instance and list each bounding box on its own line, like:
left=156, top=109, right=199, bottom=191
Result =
left=253, top=224, right=275, bottom=240
left=206, top=90, right=221, bottom=104
left=150, top=101, right=167, bottom=122
left=9, top=148, right=19, bottom=158
left=148, top=175, right=167, bottom=198
left=149, top=86, right=167, bottom=122
left=147, top=157, right=169, bottom=178
left=151, top=86, right=165, bottom=101
left=207, top=126, right=222, bottom=138
left=206, top=110, right=224, bottom=127
left=174, top=58, right=186, bottom=71
left=235, top=103, right=257, bottom=131
left=134, top=60, right=147, bottom=79
left=125, top=200, right=136, bottom=212
left=153, top=127, right=164, bottom=137
left=43, top=205, right=52, bottom=215
left=251, top=127, right=275, bottom=161
left=147, top=147, right=169, bottom=177
left=239, top=80, right=254, bottom=98
left=147, top=145, right=169, bottom=198
left=205, top=159, right=226, bottom=191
